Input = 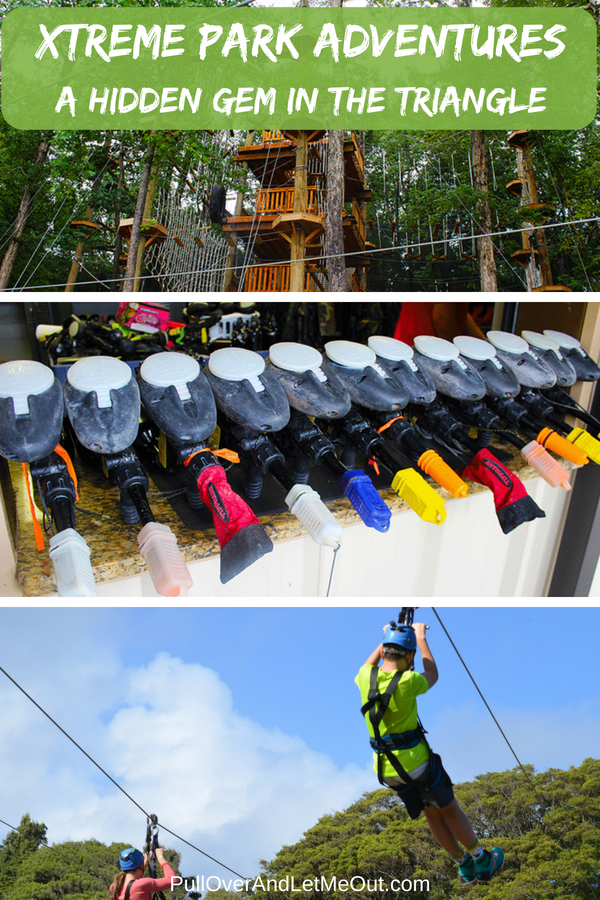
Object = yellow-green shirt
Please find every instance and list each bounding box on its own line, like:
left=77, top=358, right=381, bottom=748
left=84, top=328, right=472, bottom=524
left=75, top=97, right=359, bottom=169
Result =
left=355, top=664, right=430, bottom=777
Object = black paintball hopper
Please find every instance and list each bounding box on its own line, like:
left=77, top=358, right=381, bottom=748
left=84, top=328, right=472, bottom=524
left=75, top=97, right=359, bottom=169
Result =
left=321, top=340, right=408, bottom=411
left=412, top=336, right=486, bottom=401
left=453, top=335, right=521, bottom=399
left=266, top=342, right=351, bottom=419
left=544, top=330, right=600, bottom=382
left=0, top=360, right=64, bottom=462
left=487, top=331, right=557, bottom=389
left=138, top=352, right=217, bottom=445
left=63, top=356, right=141, bottom=455
left=204, top=347, right=290, bottom=433
left=522, top=331, right=577, bottom=387
left=367, top=335, right=437, bottom=405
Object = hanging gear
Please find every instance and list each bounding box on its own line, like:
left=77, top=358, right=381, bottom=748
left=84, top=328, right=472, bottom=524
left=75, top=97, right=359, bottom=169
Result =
left=145, top=816, right=166, bottom=900
left=397, top=607, right=416, bottom=626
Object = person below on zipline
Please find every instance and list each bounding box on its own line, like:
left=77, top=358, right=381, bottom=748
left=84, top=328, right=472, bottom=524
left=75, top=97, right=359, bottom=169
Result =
left=355, top=622, right=504, bottom=885
left=109, top=847, right=176, bottom=900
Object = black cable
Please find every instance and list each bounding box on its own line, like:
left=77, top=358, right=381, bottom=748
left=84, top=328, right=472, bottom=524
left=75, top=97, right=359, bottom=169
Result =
left=0, top=666, right=248, bottom=880
left=0, top=817, right=106, bottom=881
left=0, top=665, right=150, bottom=816
left=430, top=609, right=533, bottom=784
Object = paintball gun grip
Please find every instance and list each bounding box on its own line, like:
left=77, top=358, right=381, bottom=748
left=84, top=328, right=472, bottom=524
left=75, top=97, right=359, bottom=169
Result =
left=521, top=441, right=572, bottom=491
left=137, top=522, right=193, bottom=597
left=339, top=469, right=391, bottom=533
left=285, top=484, right=343, bottom=549
left=537, top=428, right=588, bottom=467
left=391, top=468, right=446, bottom=525
left=566, top=428, right=600, bottom=465
left=48, top=528, right=97, bottom=597
left=418, top=450, right=469, bottom=499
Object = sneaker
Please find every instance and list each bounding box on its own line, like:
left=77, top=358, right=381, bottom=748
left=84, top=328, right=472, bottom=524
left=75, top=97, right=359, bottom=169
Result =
left=475, top=847, right=505, bottom=882
left=458, top=855, right=477, bottom=886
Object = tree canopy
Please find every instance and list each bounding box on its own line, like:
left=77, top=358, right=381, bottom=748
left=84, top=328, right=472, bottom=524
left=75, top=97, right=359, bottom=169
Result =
left=1, top=760, right=599, bottom=900
left=0, top=816, right=181, bottom=900
left=255, top=759, right=600, bottom=900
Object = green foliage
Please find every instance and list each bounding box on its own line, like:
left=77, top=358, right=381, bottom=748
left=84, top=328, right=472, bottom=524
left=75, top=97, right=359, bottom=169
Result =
left=362, top=121, right=600, bottom=291
left=256, top=759, right=600, bottom=900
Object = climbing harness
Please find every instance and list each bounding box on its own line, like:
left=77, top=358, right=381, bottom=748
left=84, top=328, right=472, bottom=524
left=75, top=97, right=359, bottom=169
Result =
left=360, top=665, right=428, bottom=787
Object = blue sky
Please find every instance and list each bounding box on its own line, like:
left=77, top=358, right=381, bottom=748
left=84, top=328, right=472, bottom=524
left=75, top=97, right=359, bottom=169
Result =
left=0, top=607, right=598, bottom=879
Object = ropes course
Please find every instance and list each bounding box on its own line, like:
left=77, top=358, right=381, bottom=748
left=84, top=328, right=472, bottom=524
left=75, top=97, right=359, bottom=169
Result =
left=145, top=188, right=230, bottom=293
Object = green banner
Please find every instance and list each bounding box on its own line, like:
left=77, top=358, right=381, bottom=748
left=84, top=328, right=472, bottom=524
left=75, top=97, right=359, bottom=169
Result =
left=1, top=7, right=596, bottom=130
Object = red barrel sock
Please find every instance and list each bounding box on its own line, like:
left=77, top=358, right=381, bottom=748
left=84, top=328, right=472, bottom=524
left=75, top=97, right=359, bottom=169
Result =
left=461, top=449, right=546, bottom=534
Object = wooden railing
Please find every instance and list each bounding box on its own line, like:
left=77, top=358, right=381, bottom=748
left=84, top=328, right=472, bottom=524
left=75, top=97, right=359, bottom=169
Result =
left=262, top=130, right=286, bottom=143
left=244, top=265, right=315, bottom=292
left=256, top=187, right=324, bottom=216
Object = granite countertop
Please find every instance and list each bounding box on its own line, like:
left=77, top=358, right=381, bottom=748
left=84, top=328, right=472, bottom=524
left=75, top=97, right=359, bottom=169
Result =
left=8, top=449, right=573, bottom=597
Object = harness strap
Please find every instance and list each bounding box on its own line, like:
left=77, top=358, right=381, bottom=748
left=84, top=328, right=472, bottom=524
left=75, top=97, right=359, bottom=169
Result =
left=124, top=884, right=133, bottom=900
left=361, top=666, right=429, bottom=788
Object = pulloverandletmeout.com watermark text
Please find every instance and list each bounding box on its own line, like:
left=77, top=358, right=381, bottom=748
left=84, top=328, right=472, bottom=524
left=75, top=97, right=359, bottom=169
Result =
left=171, top=875, right=430, bottom=893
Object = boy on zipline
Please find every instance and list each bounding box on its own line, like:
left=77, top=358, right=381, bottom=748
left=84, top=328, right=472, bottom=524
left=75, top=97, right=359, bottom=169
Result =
left=356, top=622, right=504, bottom=885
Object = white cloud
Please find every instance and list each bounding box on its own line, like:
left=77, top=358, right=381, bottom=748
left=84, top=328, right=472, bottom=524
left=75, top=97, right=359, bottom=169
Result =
left=1, top=648, right=372, bottom=877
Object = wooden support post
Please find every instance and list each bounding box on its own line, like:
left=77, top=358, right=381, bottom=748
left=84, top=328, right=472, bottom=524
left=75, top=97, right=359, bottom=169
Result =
left=65, top=206, right=93, bottom=292
left=522, top=148, right=553, bottom=288
left=289, top=130, right=308, bottom=293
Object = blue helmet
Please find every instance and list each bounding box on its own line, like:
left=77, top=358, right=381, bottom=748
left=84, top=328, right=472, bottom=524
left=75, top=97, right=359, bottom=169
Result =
left=383, top=624, right=416, bottom=651
left=120, top=848, right=144, bottom=871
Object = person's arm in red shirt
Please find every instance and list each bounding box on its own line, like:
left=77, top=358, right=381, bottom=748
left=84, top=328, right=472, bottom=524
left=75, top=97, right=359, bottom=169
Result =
left=431, top=303, right=485, bottom=341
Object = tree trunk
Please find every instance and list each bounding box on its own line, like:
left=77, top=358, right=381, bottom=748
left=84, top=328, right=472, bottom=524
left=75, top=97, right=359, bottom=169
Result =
left=121, top=139, right=155, bottom=292
left=326, top=0, right=346, bottom=292
left=0, top=138, right=50, bottom=291
left=471, top=130, right=498, bottom=292
left=111, top=149, right=126, bottom=291
left=326, top=130, right=346, bottom=291
left=133, top=162, right=159, bottom=291
left=65, top=132, right=113, bottom=292
left=289, top=130, right=308, bottom=293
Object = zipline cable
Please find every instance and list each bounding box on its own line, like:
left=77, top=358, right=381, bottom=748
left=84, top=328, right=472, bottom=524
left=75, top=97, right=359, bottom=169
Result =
left=0, top=665, right=248, bottom=880
left=430, top=608, right=533, bottom=784
left=6, top=215, right=599, bottom=292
